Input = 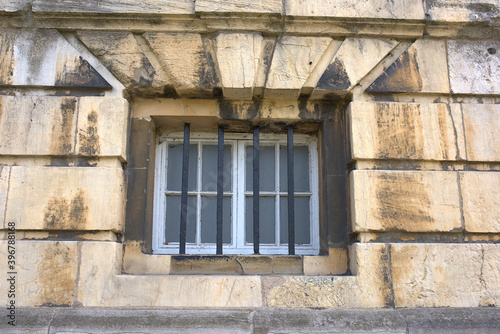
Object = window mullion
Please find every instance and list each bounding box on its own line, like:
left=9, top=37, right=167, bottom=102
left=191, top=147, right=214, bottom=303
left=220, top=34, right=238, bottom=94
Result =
left=236, top=141, right=246, bottom=250
left=196, top=141, right=202, bottom=246
left=275, top=143, right=280, bottom=246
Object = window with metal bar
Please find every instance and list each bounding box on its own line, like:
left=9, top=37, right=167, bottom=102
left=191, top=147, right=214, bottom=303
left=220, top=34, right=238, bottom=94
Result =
left=153, top=129, right=319, bottom=255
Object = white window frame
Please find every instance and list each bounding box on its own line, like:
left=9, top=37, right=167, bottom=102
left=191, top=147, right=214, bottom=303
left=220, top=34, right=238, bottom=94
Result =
left=153, top=131, right=320, bottom=255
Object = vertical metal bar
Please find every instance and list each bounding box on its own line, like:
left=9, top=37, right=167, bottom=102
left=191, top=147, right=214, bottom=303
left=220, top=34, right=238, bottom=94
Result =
left=287, top=126, right=295, bottom=255
left=179, top=123, right=190, bottom=254
left=216, top=126, right=224, bottom=255
left=253, top=127, right=260, bottom=254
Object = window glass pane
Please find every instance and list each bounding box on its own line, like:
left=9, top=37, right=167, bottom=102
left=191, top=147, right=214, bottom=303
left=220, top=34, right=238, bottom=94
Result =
left=245, top=197, right=276, bottom=244
left=279, top=145, right=310, bottom=192
left=165, top=195, right=196, bottom=243
left=245, top=145, right=275, bottom=192
left=167, top=144, right=197, bottom=192
left=202, top=145, right=232, bottom=192
left=280, top=197, right=310, bottom=244
left=200, top=196, right=232, bottom=244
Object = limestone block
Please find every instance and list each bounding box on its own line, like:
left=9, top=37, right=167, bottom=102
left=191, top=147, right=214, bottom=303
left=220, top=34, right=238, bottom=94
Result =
left=266, top=243, right=391, bottom=308
left=5, top=167, right=125, bottom=231
left=0, top=241, right=78, bottom=306
left=76, top=97, right=129, bottom=159
left=32, top=0, right=195, bottom=14
left=448, top=40, right=500, bottom=95
left=311, top=38, right=398, bottom=99
left=351, top=170, right=461, bottom=233
left=0, top=0, right=30, bottom=12
left=0, top=29, right=110, bottom=89
left=367, top=40, right=450, bottom=94
left=144, top=33, right=218, bottom=98
left=426, top=0, right=500, bottom=22
left=391, top=243, right=499, bottom=307
left=0, top=166, right=11, bottom=229
left=303, top=247, right=348, bottom=275
left=123, top=243, right=171, bottom=275
left=196, top=0, right=282, bottom=13
left=349, top=102, right=466, bottom=161
left=461, top=172, right=500, bottom=233
left=77, top=31, right=170, bottom=94
left=285, top=0, right=425, bottom=20
left=462, top=103, right=500, bottom=161
left=265, top=36, right=332, bottom=99
left=215, top=33, right=263, bottom=100
left=0, top=96, right=128, bottom=159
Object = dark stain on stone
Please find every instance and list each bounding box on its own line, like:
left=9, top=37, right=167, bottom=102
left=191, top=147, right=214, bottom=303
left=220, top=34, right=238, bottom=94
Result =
left=219, top=99, right=261, bottom=120
left=78, top=110, right=101, bottom=156
left=316, top=58, right=352, bottom=91
left=197, top=47, right=218, bottom=90
left=0, top=31, right=15, bottom=84
left=162, top=85, right=179, bottom=98
left=52, top=98, right=77, bottom=155
left=367, top=47, right=423, bottom=93
left=380, top=246, right=395, bottom=307
left=375, top=173, right=434, bottom=230
left=375, top=103, right=424, bottom=159
left=132, top=56, right=155, bottom=87
left=55, top=56, right=112, bottom=89
left=487, top=48, right=496, bottom=55
left=43, top=189, right=89, bottom=230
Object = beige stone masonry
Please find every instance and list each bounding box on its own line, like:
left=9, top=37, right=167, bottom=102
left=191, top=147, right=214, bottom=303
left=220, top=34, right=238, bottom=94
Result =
left=0, top=96, right=128, bottom=160
left=461, top=172, right=500, bottom=233
left=265, top=36, right=332, bottom=99
left=215, top=33, right=263, bottom=100
left=349, top=102, right=466, bottom=161
left=285, top=0, right=425, bottom=20
left=196, top=0, right=282, bottom=14
left=303, top=247, right=348, bottom=276
left=76, top=31, right=170, bottom=95
left=350, top=170, right=462, bottom=233
left=0, top=29, right=110, bottom=89
left=391, top=243, right=500, bottom=307
left=427, top=0, right=500, bottom=23
left=462, top=103, right=500, bottom=161
left=448, top=40, right=500, bottom=95
left=0, top=240, right=78, bottom=306
left=367, top=39, right=450, bottom=94
left=32, top=0, right=195, bottom=14
left=4, top=167, right=125, bottom=231
left=0, top=166, right=10, bottom=225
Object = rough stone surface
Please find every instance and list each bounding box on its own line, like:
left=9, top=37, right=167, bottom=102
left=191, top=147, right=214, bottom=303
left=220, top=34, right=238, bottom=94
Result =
left=349, top=102, right=466, bottom=161
left=196, top=0, right=282, bottom=13
left=461, top=172, right=500, bottom=233
left=285, top=0, right=425, bottom=20
left=351, top=170, right=461, bottom=233
left=0, top=241, right=78, bottom=307
left=77, top=31, right=170, bottom=95
left=144, top=32, right=218, bottom=98
left=426, top=0, right=500, bottom=22
left=312, top=38, right=397, bottom=98
left=303, top=247, right=348, bottom=275
left=0, top=0, right=30, bottom=12
left=215, top=32, right=263, bottom=100
left=0, top=166, right=10, bottom=227
left=32, top=0, right=195, bottom=14
left=462, top=103, right=500, bottom=161
left=5, top=167, right=125, bottom=231
left=368, top=39, right=450, bottom=94
left=448, top=40, right=500, bottom=95
left=0, top=29, right=110, bottom=89
left=391, top=243, right=500, bottom=307
left=122, top=243, right=172, bottom=275
left=265, top=36, right=332, bottom=99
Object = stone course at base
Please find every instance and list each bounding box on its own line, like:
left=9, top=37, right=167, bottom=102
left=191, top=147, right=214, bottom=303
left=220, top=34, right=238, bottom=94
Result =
left=1, top=307, right=499, bottom=333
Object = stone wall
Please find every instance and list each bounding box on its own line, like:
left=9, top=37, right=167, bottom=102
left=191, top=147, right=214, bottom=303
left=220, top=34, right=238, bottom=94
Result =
left=0, top=0, right=499, bottom=330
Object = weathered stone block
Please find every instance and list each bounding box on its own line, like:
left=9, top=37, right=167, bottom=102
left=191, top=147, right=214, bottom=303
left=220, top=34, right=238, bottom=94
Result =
left=351, top=170, right=461, bottom=233
left=32, top=0, right=195, bottom=14
left=391, top=243, right=499, bottom=307
left=368, top=39, right=450, bottom=94
left=0, top=0, right=30, bottom=12
left=0, top=166, right=10, bottom=228
left=461, top=172, right=500, bottom=233
left=303, top=247, right=348, bottom=275
left=462, top=103, right=500, bottom=161
left=0, top=241, right=78, bottom=306
left=215, top=33, right=263, bottom=100
left=143, top=33, right=218, bottom=98
left=265, top=36, right=331, bottom=99
left=122, top=243, right=172, bottom=275
left=427, top=0, right=500, bottom=23
left=0, top=29, right=110, bottom=89
left=77, top=31, right=170, bottom=95
left=170, top=256, right=243, bottom=275
left=5, top=167, right=125, bottom=231
left=448, top=40, right=500, bottom=95
left=311, top=38, right=397, bottom=99
left=349, top=102, right=466, bottom=161
left=196, top=0, right=282, bottom=13
left=285, top=0, right=425, bottom=20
